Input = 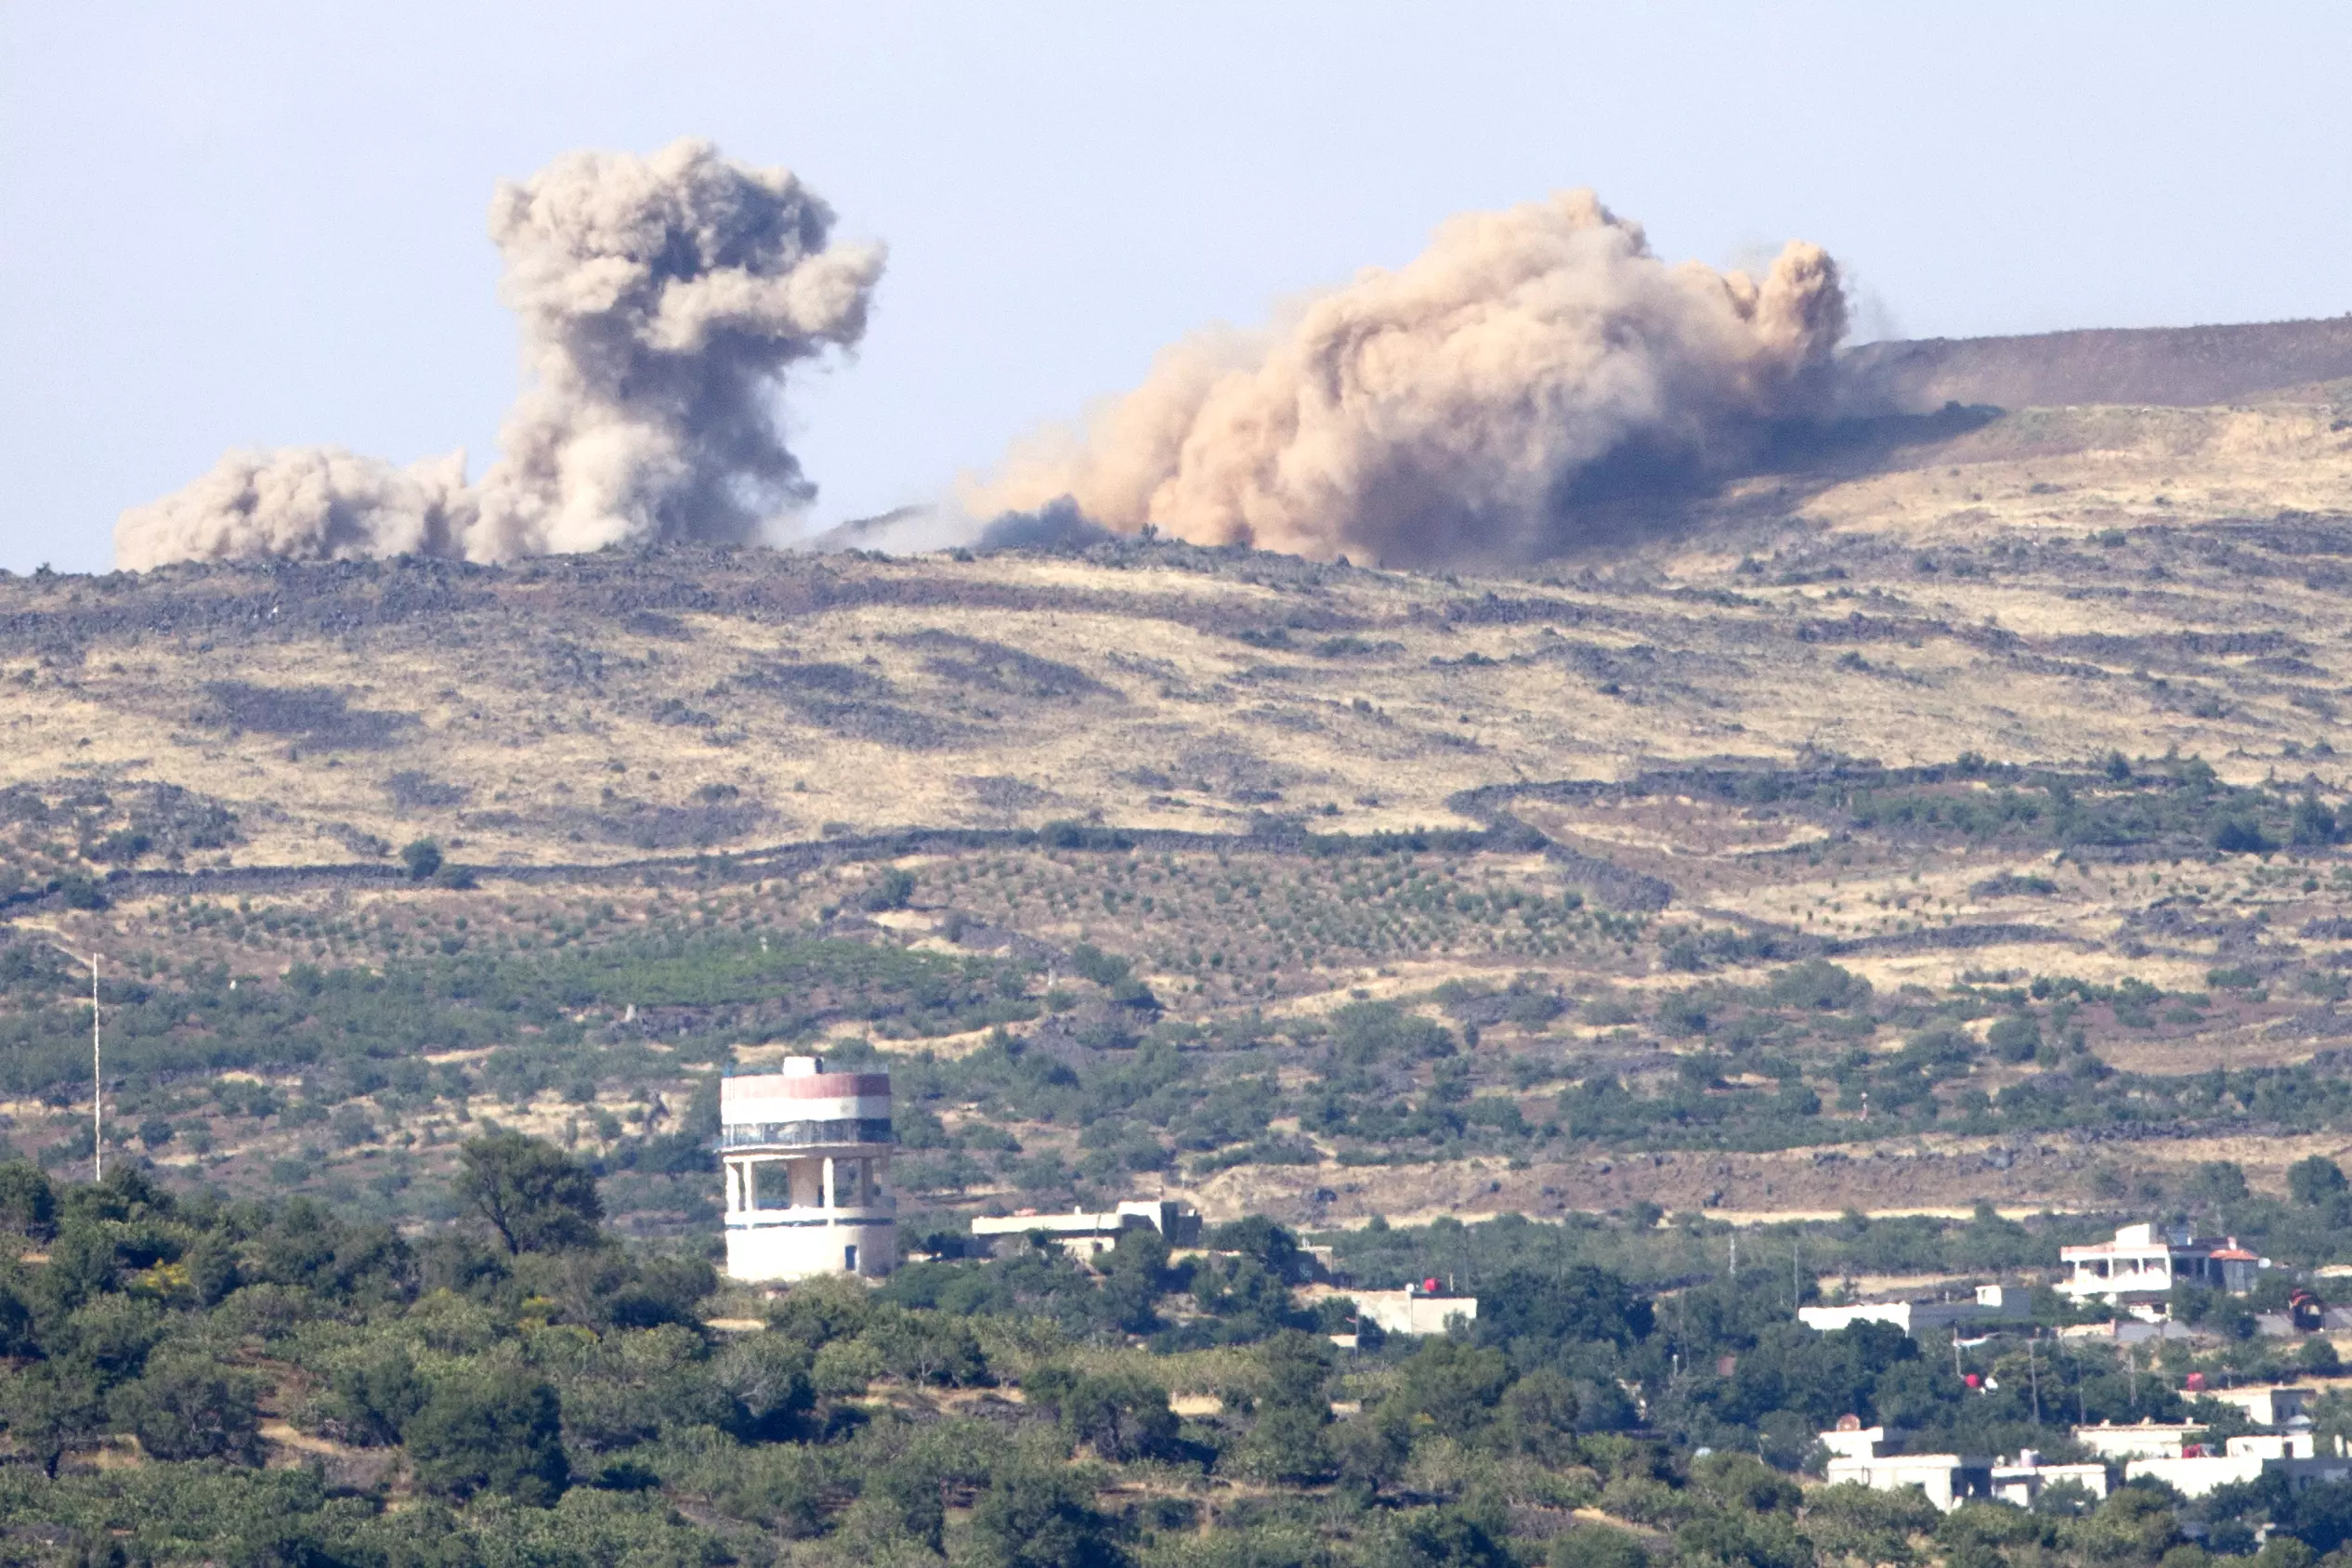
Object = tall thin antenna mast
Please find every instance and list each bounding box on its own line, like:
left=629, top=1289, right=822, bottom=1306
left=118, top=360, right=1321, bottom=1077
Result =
left=90, top=950, right=101, bottom=1184
left=26, top=929, right=102, bottom=1183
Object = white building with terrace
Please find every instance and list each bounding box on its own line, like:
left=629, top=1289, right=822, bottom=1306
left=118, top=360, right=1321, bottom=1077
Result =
left=2058, top=1222, right=2264, bottom=1318
left=1819, top=1423, right=1993, bottom=1512
left=720, top=1057, right=896, bottom=1282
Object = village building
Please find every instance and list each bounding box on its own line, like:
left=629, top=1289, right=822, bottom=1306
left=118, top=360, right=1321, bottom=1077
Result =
left=2125, top=1434, right=2352, bottom=1497
left=719, top=1057, right=896, bottom=1281
left=2205, top=1386, right=2314, bottom=1427
left=1818, top=1422, right=1993, bottom=1511
left=968, top=1199, right=1202, bottom=1257
left=1992, top=1450, right=2111, bottom=1508
left=2097, top=1389, right=2339, bottom=1496
left=2071, top=1421, right=2207, bottom=1461
left=1820, top=1421, right=2110, bottom=1511
left=2057, top=1222, right=2265, bottom=1318
left=1798, top=1285, right=2032, bottom=1338
left=1299, top=1281, right=1481, bottom=1338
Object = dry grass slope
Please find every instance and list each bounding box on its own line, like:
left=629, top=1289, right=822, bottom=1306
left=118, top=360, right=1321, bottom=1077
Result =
left=7, top=376, right=2352, bottom=1231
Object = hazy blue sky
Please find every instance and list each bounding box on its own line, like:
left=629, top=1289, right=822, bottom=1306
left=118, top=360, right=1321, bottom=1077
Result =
left=4, top=3, right=2346, bottom=574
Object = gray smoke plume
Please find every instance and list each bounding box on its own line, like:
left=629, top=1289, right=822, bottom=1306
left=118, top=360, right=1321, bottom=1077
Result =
left=965, top=190, right=1845, bottom=566
left=117, top=139, right=883, bottom=568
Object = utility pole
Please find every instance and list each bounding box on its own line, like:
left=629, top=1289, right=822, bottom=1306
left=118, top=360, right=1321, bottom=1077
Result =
left=1730, top=1233, right=1738, bottom=1280
left=20, top=927, right=100, bottom=1183
left=88, top=948, right=99, bottom=1183
left=2029, top=1331, right=2041, bottom=1427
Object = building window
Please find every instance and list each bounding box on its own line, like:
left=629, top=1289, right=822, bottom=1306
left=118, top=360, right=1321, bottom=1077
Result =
left=751, top=1162, right=793, bottom=1210
left=844, top=1245, right=858, bottom=1273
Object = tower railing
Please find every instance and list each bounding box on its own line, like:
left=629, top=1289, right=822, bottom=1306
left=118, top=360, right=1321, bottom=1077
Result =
left=719, top=1118, right=896, bottom=1150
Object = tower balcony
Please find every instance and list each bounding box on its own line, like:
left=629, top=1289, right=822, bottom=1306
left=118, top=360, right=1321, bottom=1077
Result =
left=719, top=1117, right=896, bottom=1154
left=725, top=1194, right=898, bottom=1229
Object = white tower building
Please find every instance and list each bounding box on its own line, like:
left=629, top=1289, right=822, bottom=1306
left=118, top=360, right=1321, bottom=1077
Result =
left=719, top=1056, right=895, bottom=1281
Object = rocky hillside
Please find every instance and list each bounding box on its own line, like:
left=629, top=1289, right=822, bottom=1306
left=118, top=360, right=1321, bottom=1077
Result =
left=6, top=372, right=2352, bottom=1236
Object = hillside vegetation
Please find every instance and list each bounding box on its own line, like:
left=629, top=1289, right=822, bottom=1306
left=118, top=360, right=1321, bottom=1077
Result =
left=6, top=385, right=2352, bottom=1228
left=9, top=372, right=2352, bottom=1559
left=9, top=1149, right=2352, bottom=1565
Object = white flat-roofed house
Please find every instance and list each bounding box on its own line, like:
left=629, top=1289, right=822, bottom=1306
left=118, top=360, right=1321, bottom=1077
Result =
left=720, top=1057, right=896, bottom=1281
left=1824, top=1449, right=1994, bottom=1511
left=1818, top=1421, right=1993, bottom=1512
left=2071, top=1421, right=2206, bottom=1461
left=968, top=1199, right=1202, bottom=1257
left=2058, top=1223, right=2266, bottom=1319
left=1799, top=1285, right=2032, bottom=1338
left=2126, top=1452, right=2272, bottom=1496
left=2127, top=1435, right=2350, bottom=1498
left=1295, top=1283, right=1479, bottom=1338
left=2205, top=1387, right=2314, bottom=1428
left=1821, top=1423, right=1889, bottom=1462
left=1992, top=1450, right=2111, bottom=1508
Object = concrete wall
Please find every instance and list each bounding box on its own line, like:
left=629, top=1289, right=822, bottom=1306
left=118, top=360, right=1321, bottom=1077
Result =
left=725, top=1214, right=896, bottom=1282
left=2129, top=1454, right=2352, bottom=1497
left=2125, top=1455, right=2269, bottom=1496
left=1825, top=1455, right=1993, bottom=1511
left=1992, top=1463, right=2110, bottom=1508
left=2073, top=1423, right=2202, bottom=1460
left=2206, top=1388, right=2312, bottom=1426
left=1338, top=1289, right=1477, bottom=1337
left=1799, top=1287, right=2030, bottom=1338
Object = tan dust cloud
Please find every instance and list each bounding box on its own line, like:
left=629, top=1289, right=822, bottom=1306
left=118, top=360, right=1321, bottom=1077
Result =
left=117, top=139, right=882, bottom=568
left=966, top=190, right=1846, bottom=566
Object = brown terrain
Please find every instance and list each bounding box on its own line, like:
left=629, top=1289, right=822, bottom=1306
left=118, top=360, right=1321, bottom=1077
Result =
left=7, top=320, right=2352, bottom=1234
left=1839, top=314, right=2352, bottom=412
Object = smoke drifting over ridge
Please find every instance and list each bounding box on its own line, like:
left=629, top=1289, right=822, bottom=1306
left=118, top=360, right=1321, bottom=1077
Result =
left=967, top=191, right=1847, bottom=566
left=116, top=140, right=882, bottom=569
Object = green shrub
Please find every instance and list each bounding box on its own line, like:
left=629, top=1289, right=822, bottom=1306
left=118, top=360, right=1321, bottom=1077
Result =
left=453, top=1130, right=604, bottom=1254
left=405, top=1367, right=569, bottom=1506
left=969, top=1467, right=1126, bottom=1568
left=401, top=839, right=444, bottom=880
left=108, top=1352, right=263, bottom=1464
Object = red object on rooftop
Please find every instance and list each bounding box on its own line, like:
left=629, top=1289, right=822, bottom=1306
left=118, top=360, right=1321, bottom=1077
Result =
left=1965, top=1373, right=1982, bottom=1390
left=1424, top=1277, right=1441, bottom=1293
left=2186, top=1372, right=2207, bottom=1392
